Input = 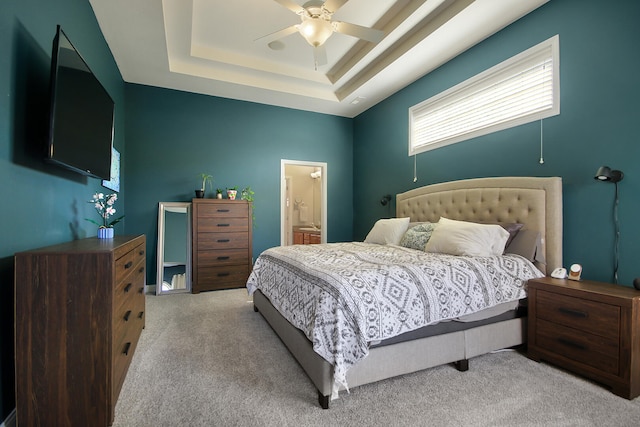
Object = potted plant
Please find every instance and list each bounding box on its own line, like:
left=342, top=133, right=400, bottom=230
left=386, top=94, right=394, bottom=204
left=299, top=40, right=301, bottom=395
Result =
left=85, top=192, right=124, bottom=238
left=196, top=173, right=213, bottom=198
left=216, top=188, right=223, bottom=199
left=241, top=186, right=256, bottom=226
left=227, top=186, right=238, bottom=200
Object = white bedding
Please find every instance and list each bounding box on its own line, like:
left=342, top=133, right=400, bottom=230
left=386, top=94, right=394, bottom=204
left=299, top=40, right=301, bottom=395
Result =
left=246, top=242, right=543, bottom=397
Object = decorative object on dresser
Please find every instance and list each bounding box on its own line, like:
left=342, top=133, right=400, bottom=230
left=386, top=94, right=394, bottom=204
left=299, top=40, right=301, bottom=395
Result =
left=192, top=198, right=252, bottom=293
left=527, top=276, right=640, bottom=400
left=14, top=235, right=146, bottom=426
left=85, top=192, right=124, bottom=238
left=196, top=173, right=213, bottom=198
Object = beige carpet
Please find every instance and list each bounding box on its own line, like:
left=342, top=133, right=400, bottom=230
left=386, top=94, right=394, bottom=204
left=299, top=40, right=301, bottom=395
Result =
left=112, top=289, right=640, bottom=426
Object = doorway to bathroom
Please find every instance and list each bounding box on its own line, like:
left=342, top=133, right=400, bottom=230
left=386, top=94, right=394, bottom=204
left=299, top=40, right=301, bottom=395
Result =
left=281, top=159, right=327, bottom=246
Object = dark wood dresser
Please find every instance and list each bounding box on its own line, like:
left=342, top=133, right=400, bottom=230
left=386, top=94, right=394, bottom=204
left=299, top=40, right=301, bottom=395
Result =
left=14, top=235, right=146, bottom=426
left=192, top=199, right=252, bottom=293
left=527, top=276, right=640, bottom=399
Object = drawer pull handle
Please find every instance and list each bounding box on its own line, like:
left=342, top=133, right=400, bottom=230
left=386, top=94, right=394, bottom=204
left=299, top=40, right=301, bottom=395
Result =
left=139, top=250, right=145, bottom=255
left=124, top=283, right=132, bottom=293
left=218, top=239, right=230, bottom=243
left=217, top=272, right=230, bottom=277
left=138, top=266, right=145, bottom=273
left=138, top=287, right=144, bottom=294
left=124, top=310, right=132, bottom=321
left=558, top=338, right=586, bottom=351
left=217, top=256, right=230, bottom=260
left=124, top=261, right=133, bottom=269
left=217, top=223, right=230, bottom=227
left=138, top=311, right=144, bottom=319
left=217, top=209, right=230, bottom=212
left=123, top=342, right=132, bottom=356
left=559, top=307, right=588, bottom=318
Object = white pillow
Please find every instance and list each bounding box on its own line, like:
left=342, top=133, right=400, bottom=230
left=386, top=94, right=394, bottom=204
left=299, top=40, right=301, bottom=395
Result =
left=364, top=217, right=410, bottom=245
left=424, top=217, right=509, bottom=256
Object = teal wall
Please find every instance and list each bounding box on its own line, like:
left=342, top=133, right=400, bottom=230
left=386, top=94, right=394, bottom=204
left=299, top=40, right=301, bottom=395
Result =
left=353, top=0, right=640, bottom=286
left=0, top=0, right=126, bottom=419
left=124, top=84, right=354, bottom=282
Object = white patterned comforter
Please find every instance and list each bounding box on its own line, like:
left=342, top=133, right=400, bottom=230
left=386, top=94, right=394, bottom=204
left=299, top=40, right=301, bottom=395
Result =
left=246, top=242, right=543, bottom=396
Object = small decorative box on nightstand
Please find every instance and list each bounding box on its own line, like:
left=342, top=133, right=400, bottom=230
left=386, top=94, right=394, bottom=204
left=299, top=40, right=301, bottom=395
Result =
left=527, top=277, right=640, bottom=399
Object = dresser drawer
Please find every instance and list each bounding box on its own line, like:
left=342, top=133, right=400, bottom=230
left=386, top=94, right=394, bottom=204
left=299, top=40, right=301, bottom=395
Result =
left=197, top=249, right=249, bottom=267
left=197, top=217, right=249, bottom=233
left=536, top=318, right=619, bottom=375
left=114, top=257, right=145, bottom=307
left=112, top=319, right=143, bottom=404
left=198, top=203, right=248, bottom=218
left=197, top=265, right=250, bottom=285
left=115, top=243, right=146, bottom=285
left=197, top=232, right=248, bottom=250
left=536, top=289, right=620, bottom=338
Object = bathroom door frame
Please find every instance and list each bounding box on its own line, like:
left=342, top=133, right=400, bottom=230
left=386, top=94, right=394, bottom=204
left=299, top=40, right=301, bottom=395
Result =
left=281, top=159, right=327, bottom=246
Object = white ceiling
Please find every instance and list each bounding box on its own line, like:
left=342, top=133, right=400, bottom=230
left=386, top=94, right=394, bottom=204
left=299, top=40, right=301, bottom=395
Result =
left=89, top=0, right=549, bottom=118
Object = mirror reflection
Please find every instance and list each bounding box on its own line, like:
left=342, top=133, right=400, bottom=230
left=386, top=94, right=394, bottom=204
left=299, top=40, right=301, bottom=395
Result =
left=156, top=202, right=191, bottom=295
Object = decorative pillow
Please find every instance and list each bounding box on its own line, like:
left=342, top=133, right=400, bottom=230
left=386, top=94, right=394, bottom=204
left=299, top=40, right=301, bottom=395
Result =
left=505, top=229, right=545, bottom=264
left=400, top=222, right=436, bottom=250
left=424, top=217, right=510, bottom=256
left=364, top=217, right=411, bottom=245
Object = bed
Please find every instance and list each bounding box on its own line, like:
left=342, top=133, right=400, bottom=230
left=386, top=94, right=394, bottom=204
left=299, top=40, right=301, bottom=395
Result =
left=247, top=176, right=562, bottom=408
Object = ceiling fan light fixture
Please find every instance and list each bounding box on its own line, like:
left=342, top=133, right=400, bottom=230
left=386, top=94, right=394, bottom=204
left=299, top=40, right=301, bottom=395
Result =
left=298, top=17, right=334, bottom=47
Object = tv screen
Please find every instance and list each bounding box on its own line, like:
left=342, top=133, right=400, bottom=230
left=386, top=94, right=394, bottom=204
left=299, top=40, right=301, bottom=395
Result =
left=46, top=26, right=114, bottom=180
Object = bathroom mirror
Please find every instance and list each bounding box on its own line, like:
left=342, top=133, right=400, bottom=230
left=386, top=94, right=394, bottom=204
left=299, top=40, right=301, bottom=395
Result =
left=156, top=202, right=191, bottom=295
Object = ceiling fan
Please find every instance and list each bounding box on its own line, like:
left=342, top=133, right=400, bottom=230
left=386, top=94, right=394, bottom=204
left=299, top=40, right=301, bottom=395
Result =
left=256, top=0, right=385, bottom=69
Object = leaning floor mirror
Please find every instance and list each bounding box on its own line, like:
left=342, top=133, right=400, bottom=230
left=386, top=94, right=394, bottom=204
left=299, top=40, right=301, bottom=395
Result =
left=156, top=202, right=192, bottom=295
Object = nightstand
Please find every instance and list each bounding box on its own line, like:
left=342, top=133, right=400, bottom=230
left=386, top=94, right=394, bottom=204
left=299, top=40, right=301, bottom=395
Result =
left=527, top=277, right=640, bottom=399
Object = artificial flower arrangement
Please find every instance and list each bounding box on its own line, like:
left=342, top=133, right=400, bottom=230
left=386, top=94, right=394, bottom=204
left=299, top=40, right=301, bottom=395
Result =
left=86, top=192, right=125, bottom=228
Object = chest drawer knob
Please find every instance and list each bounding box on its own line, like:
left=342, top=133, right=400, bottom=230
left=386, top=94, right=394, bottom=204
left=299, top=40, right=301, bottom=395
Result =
left=138, top=287, right=144, bottom=294
left=217, top=223, right=230, bottom=227
left=124, top=283, right=132, bottom=293
left=217, top=209, right=230, bottom=212
left=218, top=239, right=230, bottom=243
left=559, top=307, right=588, bottom=318
left=123, top=342, right=131, bottom=356
left=218, top=272, right=230, bottom=277
left=124, top=261, right=133, bottom=269
left=138, top=311, right=144, bottom=319
left=217, top=256, right=230, bottom=260
left=124, top=310, right=132, bottom=321
left=139, top=249, right=145, bottom=256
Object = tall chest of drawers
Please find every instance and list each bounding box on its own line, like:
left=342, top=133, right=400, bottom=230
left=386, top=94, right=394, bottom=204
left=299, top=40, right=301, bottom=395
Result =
left=14, top=235, right=146, bottom=426
left=192, top=199, right=252, bottom=293
left=527, top=277, right=640, bottom=399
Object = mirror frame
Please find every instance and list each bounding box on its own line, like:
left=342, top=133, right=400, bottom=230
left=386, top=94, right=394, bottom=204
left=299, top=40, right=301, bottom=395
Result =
left=156, top=202, right=192, bottom=295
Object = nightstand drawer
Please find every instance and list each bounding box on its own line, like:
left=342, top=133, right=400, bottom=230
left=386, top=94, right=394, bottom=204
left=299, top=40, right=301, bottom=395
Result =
left=536, top=319, right=619, bottom=375
left=536, top=289, right=620, bottom=338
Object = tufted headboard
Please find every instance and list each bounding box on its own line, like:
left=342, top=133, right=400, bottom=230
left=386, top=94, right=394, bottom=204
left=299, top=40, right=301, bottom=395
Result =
left=396, top=177, right=562, bottom=273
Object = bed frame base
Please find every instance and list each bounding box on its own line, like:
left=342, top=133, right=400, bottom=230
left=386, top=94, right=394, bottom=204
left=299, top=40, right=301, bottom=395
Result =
left=253, top=290, right=525, bottom=408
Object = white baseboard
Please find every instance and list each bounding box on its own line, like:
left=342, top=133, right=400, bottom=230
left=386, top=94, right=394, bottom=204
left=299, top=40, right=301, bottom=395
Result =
left=146, top=284, right=156, bottom=294
left=1, top=408, right=16, bottom=427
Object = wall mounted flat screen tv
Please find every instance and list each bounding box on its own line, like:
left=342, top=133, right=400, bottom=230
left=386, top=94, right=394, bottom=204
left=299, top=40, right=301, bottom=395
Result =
left=46, top=25, right=114, bottom=180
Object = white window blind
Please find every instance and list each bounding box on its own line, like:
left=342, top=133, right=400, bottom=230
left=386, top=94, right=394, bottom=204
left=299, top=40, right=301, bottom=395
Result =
left=409, top=35, right=560, bottom=155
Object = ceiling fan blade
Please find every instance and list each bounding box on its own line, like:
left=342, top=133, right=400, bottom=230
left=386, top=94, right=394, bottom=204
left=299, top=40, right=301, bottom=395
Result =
left=323, top=0, right=349, bottom=14
left=273, top=0, right=306, bottom=15
left=254, top=25, right=299, bottom=44
left=314, top=45, right=327, bottom=69
left=334, top=21, right=384, bottom=43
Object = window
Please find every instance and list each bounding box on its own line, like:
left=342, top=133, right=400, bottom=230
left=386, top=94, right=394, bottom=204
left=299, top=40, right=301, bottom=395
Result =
left=409, top=35, right=559, bottom=155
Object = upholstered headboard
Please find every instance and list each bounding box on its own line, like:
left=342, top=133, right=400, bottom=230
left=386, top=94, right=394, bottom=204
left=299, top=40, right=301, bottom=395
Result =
left=396, top=177, right=562, bottom=273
